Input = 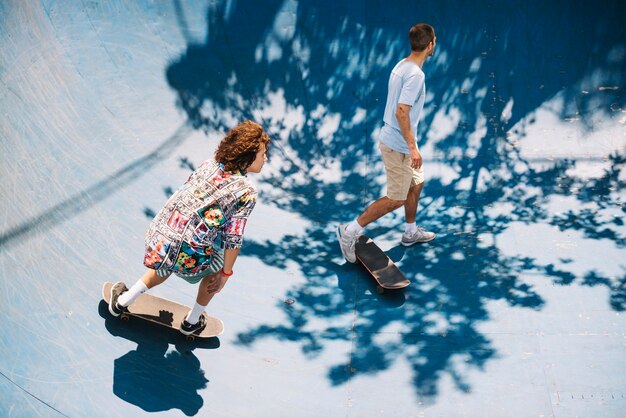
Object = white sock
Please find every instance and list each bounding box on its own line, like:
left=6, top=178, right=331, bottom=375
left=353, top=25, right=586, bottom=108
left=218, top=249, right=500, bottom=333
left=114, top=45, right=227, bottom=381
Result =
left=405, top=222, right=417, bottom=234
left=345, top=220, right=364, bottom=236
left=118, top=280, right=149, bottom=307
left=186, top=302, right=207, bottom=325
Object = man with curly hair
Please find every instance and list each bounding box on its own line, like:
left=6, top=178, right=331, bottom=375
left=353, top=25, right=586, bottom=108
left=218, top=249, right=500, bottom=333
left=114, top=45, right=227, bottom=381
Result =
left=108, top=121, right=270, bottom=336
left=337, top=23, right=437, bottom=263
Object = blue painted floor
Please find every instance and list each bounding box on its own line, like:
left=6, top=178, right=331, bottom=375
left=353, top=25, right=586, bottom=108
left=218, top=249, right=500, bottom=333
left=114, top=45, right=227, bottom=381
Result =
left=1, top=1, right=625, bottom=417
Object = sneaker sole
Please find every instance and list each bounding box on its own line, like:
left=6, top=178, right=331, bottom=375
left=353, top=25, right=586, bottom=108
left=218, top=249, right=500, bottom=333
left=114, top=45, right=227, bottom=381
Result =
left=400, top=234, right=436, bottom=247
left=335, top=226, right=356, bottom=263
left=180, top=327, right=202, bottom=336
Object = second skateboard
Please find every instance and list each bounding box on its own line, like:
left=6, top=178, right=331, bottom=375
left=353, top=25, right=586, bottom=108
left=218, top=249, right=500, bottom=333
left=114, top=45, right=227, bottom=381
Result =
left=355, top=235, right=410, bottom=294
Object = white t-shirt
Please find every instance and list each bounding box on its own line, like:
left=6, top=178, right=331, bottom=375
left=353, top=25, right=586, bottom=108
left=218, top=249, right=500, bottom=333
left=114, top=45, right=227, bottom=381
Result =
left=380, top=59, right=426, bottom=154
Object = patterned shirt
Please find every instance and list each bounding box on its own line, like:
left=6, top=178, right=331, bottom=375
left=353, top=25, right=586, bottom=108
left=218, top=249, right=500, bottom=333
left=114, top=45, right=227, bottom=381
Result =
left=143, top=160, right=257, bottom=275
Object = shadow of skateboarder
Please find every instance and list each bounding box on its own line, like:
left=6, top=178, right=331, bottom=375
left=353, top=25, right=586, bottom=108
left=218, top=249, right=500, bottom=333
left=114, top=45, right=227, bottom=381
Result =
left=99, top=301, right=218, bottom=415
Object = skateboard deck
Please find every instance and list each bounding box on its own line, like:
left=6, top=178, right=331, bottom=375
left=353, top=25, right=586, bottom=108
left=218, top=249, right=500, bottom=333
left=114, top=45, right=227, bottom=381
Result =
left=355, top=235, right=410, bottom=293
left=102, top=281, right=223, bottom=340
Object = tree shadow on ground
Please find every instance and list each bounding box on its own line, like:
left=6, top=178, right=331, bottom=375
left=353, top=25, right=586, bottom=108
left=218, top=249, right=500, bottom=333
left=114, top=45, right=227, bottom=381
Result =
left=164, top=0, right=625, bottom=400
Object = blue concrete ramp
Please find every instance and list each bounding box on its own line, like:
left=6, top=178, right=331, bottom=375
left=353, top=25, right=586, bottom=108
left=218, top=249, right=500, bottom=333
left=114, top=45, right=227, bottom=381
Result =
left=1, top=1, right=625, bottom=417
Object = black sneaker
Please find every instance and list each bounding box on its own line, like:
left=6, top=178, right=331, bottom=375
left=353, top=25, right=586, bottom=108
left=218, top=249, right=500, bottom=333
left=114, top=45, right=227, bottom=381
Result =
left=180, top=313, right=207, bottom=336
left=108, top=282, right=129, bottom=317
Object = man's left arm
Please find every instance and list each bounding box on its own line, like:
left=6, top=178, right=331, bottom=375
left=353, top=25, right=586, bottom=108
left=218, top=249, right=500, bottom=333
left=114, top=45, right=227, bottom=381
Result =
left=395, top=103, right=422, bottom=169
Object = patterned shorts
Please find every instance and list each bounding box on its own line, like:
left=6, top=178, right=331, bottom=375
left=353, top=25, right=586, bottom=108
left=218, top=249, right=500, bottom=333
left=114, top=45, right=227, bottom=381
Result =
left=155, top=249, right=225, bottom=284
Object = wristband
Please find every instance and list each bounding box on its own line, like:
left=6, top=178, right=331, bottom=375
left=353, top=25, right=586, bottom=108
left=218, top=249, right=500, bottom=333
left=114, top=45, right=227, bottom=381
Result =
left=220, top=268, right=234, bottom=277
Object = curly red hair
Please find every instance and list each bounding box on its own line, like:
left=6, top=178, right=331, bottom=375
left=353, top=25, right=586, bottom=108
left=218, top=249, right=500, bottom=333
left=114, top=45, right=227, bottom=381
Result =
left=214, top=121, right=271, bottom=173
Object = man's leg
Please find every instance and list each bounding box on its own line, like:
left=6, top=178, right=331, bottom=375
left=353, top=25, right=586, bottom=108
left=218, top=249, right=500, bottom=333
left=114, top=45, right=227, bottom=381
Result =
left=109, top=269, right=170, bottom=316
left=141, top=268, right=171, bottom=287
left=337, top=196, right=404, bottom=263
left=401, top=181, right=436, bottom=246
left=403, top=182, right=423, bottom=225
left=121, top=269, right=169, bottom=304
left=358, top=196, right=405, bottom=227
left=179, top=272, right=221, bottom=335
left=196, top=273, right=221, bottom=306
left=180, top=251, right=226, bottom=335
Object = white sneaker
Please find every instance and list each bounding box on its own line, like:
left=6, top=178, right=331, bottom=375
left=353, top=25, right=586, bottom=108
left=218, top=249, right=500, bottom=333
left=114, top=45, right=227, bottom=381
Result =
left=401, top=226, right=436, bottom=246
left=336, top=224, right=357, bottom=263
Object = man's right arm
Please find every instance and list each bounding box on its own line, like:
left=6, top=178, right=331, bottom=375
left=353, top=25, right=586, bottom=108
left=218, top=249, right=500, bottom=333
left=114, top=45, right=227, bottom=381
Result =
left=395, top=104, right=422, bottom=169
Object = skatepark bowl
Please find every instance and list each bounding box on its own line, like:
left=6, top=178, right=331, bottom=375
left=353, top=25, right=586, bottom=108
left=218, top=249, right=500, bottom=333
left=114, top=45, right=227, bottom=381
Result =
left=1, top=1, right=625, bottom=417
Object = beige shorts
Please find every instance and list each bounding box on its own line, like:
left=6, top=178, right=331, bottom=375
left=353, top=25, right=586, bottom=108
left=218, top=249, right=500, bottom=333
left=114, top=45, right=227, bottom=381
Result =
left=379, top=142, right=424, bottom=200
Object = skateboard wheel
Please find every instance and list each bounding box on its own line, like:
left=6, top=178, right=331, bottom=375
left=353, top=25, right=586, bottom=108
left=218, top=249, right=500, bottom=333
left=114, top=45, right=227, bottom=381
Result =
left=376, top=286, right=385, bottom=294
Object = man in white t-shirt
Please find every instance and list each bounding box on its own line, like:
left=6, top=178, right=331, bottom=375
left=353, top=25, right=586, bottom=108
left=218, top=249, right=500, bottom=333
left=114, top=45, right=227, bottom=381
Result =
left=337, top=24, right=437, bottom=263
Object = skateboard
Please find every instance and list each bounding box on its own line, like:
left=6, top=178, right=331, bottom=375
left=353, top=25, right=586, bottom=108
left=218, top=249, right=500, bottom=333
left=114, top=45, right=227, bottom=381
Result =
left=102, top=281, right=224, bottom=341
left=355, top=235, right=410, bottom=294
